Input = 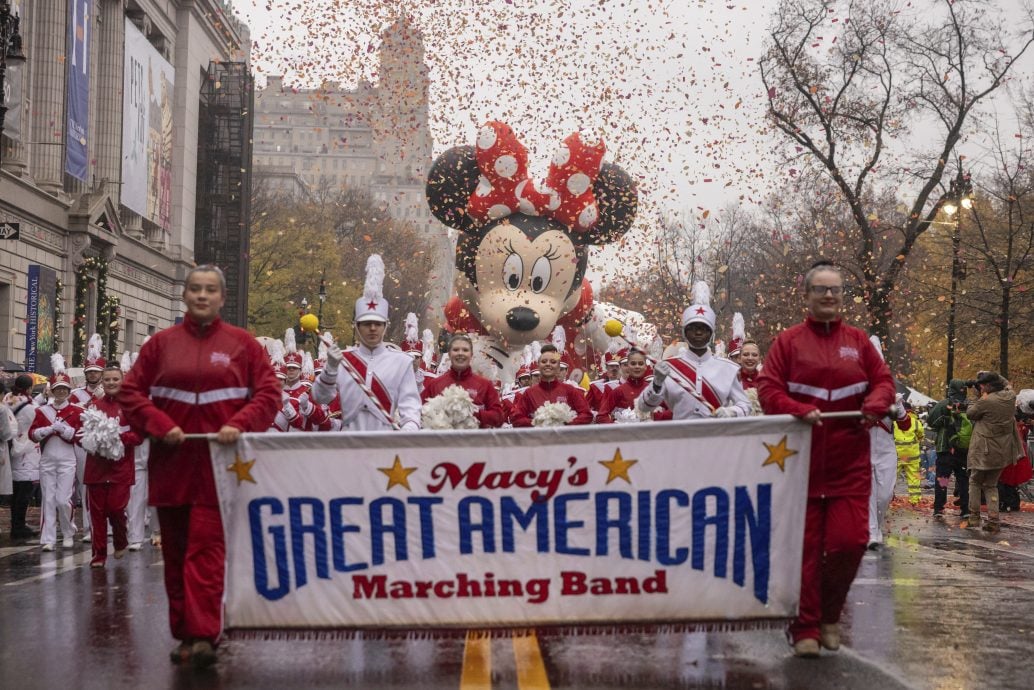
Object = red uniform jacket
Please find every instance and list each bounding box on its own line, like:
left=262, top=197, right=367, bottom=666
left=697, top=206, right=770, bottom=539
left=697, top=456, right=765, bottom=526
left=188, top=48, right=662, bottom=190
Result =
left=595, top=377, right=672, bottom=424
left=739, top=368, right=760, bottom=391
left=421, top=367, right=505, bottom=428
left=29, top=400, right=82, bottom=460
left=757, top=317, right=895, bottom=498
left=83, top=394, right=142, bottom=485
left=511, top=379, right=593, bottom=427
left=586, top=378, right=618, bottom=413
left=119, top=316, right=281, bottom=506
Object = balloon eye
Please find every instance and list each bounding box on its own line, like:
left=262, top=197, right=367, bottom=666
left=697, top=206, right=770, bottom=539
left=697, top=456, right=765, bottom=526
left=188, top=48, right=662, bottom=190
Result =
left=503, top=253, right=523, bottom=292
left=530, top=256, right=552, bottom=294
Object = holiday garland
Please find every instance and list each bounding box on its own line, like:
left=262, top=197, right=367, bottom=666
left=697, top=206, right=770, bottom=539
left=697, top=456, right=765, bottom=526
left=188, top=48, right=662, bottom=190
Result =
left=54, top=278, right=63, bottom=350
left=72, top=256, right=108, bottom=366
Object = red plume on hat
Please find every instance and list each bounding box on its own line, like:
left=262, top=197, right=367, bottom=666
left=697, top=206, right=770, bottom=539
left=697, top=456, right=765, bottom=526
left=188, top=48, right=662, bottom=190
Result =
left=50, top=353, right=72, bottom=388
left=84, top=333, right=106, bottom=372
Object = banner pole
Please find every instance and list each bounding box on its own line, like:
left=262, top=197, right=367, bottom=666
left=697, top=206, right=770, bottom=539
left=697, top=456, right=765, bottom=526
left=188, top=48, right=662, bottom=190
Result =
left=182, top=433, right=218, bottom=440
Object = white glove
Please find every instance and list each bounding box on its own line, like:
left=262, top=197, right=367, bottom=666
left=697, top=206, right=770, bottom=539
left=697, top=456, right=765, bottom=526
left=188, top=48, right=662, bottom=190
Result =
left=651, top=361, right=670, bottom=391
left=298, top=393, right=313, bottom=415
left=324, top=343, right=343, bottom=375
left=53, top=419, right=74, bottom=441
left=281, top=400, right=297, bottom=420
left=713, top=406, right=736, bottom=418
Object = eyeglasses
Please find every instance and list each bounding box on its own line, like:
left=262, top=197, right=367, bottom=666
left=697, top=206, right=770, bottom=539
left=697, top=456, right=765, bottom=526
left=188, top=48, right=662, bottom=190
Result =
left=808, top=285, right=844, bottom=296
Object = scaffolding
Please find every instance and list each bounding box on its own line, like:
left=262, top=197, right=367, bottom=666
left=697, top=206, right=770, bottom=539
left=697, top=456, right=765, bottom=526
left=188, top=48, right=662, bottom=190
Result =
left=195, top=62, right=253, bottom=327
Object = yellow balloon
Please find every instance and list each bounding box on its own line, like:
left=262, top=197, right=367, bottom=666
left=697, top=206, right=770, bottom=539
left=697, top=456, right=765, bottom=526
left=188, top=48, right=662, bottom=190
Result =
left=603, top=318, right=624, bottom=337
left=300, top=313, right=319, bottom=332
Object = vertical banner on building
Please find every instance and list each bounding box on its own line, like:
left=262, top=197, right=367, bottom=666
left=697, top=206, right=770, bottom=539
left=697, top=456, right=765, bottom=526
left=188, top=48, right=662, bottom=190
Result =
left=65, top=0, right=91, bottom=181
left=24, top=266, right=57, bottom=375
left=121, top=19, right=175, bottom=232
left=3, top=1, right=24, bottom=143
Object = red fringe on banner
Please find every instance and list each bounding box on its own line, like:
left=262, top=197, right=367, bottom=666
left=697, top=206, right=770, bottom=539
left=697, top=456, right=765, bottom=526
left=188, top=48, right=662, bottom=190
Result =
left=224, top=618, right=788, bottom=641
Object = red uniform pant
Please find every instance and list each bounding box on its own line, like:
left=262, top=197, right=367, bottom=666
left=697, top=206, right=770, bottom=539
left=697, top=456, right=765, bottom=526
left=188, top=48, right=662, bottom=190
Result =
left=86, top=483, right=131, bottom=562
left=157, top=505, right=226, bottom=644
left=790, top=494, right=869, bottom=643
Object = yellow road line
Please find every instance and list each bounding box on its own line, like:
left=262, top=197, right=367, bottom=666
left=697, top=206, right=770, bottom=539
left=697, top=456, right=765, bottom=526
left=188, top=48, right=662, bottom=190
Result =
left=513, top=630, right=550, bottom=690
left=460, top=631, right=492, bottom=690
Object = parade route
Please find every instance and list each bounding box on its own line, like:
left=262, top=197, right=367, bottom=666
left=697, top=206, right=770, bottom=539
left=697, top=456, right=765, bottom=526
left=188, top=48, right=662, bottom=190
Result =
left=1, top=501, right=1030, bottom=689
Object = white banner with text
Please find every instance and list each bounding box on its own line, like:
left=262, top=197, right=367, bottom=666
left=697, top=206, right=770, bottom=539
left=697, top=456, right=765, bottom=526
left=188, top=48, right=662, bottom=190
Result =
left=211, top=416, right=811, bottom=632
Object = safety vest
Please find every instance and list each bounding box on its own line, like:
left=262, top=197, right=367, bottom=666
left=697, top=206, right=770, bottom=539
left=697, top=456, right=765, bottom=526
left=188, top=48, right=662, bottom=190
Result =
left=894, top=412, right=924, bottom=457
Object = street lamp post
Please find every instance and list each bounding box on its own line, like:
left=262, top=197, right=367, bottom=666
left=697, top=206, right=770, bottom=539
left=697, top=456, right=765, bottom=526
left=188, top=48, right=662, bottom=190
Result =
left=943, top=167, right=973, bottom=390
left=0, top=0, right=27, bottom=167
left=317, top=269, right=327, bottom=328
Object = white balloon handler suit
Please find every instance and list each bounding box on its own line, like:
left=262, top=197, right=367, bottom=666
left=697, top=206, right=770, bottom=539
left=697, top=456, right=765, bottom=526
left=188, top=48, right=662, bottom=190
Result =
left=310, top=254, right=421, bottom=432
left=637, top=350, right=751, bottom=420
left=866, top=336, right=904, bottom=547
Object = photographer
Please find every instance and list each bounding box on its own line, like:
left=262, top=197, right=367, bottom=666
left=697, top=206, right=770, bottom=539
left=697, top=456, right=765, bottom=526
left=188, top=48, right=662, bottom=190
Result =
left=959, top=372, right=1023, bottom=533
left=926, top=379, right=973, bottom=519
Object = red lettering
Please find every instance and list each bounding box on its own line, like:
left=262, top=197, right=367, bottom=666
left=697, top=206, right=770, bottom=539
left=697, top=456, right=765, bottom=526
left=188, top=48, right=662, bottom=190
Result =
left=560, top=570, right=588, bottom=595
left=352, top=574, right=387, bottom=599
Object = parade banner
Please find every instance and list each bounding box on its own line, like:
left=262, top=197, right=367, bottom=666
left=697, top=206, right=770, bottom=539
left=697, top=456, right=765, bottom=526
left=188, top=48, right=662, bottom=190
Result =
left=65, top=0, right=91, bottom=181
left=211, top=417, right=811, bottom=633
left=121, top=18, right=175, bottom=231
left=24, top=265, right=57, bottom=375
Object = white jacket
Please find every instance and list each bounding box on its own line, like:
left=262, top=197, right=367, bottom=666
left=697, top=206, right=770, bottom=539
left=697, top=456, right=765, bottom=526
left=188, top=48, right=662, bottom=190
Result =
left=312, top=344, right=421, bottom=431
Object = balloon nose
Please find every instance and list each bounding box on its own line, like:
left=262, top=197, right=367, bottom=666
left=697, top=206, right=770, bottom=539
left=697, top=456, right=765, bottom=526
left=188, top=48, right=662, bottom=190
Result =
left=506, top=307, right=540, bottom=332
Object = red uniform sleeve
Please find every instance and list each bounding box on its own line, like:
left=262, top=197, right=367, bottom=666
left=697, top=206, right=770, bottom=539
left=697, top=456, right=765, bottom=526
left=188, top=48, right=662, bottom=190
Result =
left=225, top=337, right=283, bottom=432
left=568, top=388, right=593, bottom=425
left=475, top=382, right=505, bottom=428
left=756, top=332, right=817, bottom=418
left=510, top=391, right=533, bottom=427
left=119, top=339, right=180, bottom=439
left=595, top=386, right=618, bottom=424
left=29, top=408, right=54, bottom=442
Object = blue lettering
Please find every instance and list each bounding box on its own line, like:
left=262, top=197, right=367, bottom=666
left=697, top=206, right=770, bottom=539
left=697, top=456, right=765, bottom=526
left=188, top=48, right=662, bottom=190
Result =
left=735, top=484, right=771, bottom=604
left=329, top=497, right=366, bottom=572
left=370, top=497, right=407, bottom=565
left=458, top=496, right=496, bottom=554
left=249, top=498, right=290, bottom=601
left=656, top=489, right=688, bottom=565
left=289, top=497, right=329, bottom=588
left=637, top=490, right=651, bottom=561
left=407, top=496, right=443, bottom=559
left=500, top=496, right=549, bottom=553
left=692, top=487, right=729, bottom=578
left=554, top=492, right=590, bottom=556
left=595, top=492, right=633, bottom=558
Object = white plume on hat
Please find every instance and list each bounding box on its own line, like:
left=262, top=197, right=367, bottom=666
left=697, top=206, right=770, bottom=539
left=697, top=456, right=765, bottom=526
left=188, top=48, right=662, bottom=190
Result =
left=421, top=329, right=436, bottom=370
left=693, top=281, right=711, bottom=308
left=354, top=254, right=389, bottom=323
left=714, top=340, right=727, bottom=358
left=302, top=351, right=315, bottom=379
left=51, top=352, right=67, bottom=376
left=87, top=333, right=103, bottom=360
left=681, top=280, right=717, bottom=332
left=550, top=325, right=566, bottom=354
left=268, top=339, right=286, bottom=366
left=531, top=340, right=542, bottom=361
left=284, top=328, right=298, bottom=355
left=732, top=313, right=745, bottom=340
left=120, top=351, right=132, bottom=373
left=1017, top=389, right=1034, bottom=415
left=521, top=344, right=535, bottom=369
left=318, top=331, right=331, bottom=360
left=405, top=313, right=419, bottom=343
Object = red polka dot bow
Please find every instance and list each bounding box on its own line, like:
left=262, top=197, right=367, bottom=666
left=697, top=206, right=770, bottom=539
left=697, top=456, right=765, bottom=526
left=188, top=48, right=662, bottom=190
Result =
left=467, top=121, right=606, bottom=234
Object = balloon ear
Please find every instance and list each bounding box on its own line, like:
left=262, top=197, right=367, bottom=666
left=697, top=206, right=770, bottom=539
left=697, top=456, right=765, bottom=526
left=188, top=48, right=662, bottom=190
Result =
left=583, top=162, right=637, bottom=245
left=426, top=145, right=480, bottom=234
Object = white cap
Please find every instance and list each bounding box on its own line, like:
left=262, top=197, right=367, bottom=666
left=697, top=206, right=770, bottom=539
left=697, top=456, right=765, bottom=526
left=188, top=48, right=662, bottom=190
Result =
left=354, top=254, right=389, bottom=323
left=681, top=281, right=716, bottom=332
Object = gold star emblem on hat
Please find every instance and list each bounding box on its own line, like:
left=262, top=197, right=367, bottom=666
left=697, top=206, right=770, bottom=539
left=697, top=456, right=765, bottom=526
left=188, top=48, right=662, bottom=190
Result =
left=599, top=448, right=638, bottom=485
left=379, top=455, right=418, bottom=491
left=762, top=435, right=798, bottom=472
left=227, top=453, right=257, bottom=485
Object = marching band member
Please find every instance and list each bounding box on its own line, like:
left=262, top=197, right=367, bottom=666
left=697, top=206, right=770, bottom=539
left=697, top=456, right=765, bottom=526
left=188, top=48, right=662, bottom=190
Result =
left=312, top=255, right=421, bottom=431
left=421, top=334, right=505, bottom=428
left=29, top=354, right=82, bottom=551
left=596, top=349, right=671, bottom=423
left=282, top=328, right=307, bottom=399
left=72, top=332, right=107, bottom=542
left=82, top=364, right=142, bottom=567
left=120, top=265, right=281, bottom=667
left=637, top=282, right=750, bottom=420
left=510, top=344, right=593, bottom=427
left=738, top=340, right=763, bottom=391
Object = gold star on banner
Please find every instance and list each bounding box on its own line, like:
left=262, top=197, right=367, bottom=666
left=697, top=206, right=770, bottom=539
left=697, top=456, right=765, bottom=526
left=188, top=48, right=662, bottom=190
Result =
left=762, top=436, right=798, bottom=472
left=599, top=448, right=638, bottom=485
left=227, top=454, right=256, bottom=485
left=379, top=455, right=418, bottom=491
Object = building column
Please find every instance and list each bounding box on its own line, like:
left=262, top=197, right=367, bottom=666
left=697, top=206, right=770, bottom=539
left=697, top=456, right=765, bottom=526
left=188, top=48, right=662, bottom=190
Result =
left=28, top=0, right=66, bottom=193
left=93, top=0, right=123, bottom=198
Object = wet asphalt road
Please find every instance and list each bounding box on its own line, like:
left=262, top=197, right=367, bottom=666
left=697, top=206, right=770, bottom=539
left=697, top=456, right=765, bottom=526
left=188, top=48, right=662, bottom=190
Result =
left=0, top=500, right=1030, bottom=689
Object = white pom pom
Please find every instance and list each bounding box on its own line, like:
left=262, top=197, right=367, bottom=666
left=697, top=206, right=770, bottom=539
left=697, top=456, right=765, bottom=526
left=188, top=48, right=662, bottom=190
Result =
left=613, top=408, right=640, bottom=424
left=78, top=407, right=125, bottom=461
left=364, top=254, right=385, bottom=301
left=421, top=385, right=479, bottom=430
left=532, top=401, right=576, bottom=427
left=692, top=281, right=711, bottom=308
left=745, top=387, right=764, bottom=416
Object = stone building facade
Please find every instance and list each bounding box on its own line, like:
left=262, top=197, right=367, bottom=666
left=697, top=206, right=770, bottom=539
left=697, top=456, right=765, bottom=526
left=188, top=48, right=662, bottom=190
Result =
left=252, top=15, right=452, bottom=328
left=0, top=0, right=249, bottom=372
